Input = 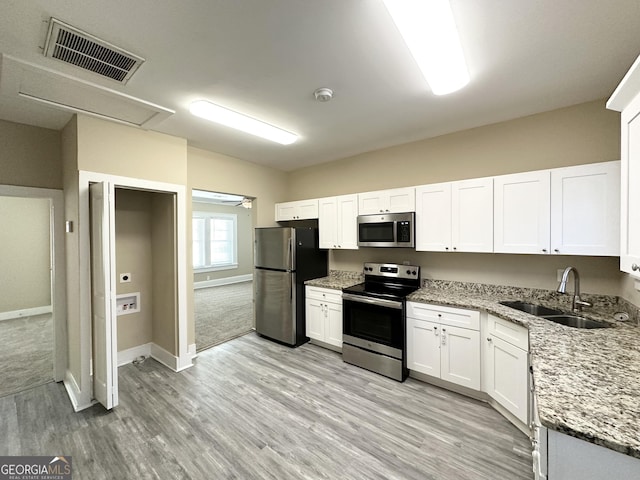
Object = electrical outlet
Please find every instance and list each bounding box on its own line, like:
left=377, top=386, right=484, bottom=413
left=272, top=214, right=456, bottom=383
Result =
left=120, top=273, right=131, bottom=283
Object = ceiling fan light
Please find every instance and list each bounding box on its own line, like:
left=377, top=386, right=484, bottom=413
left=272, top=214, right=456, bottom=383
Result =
left=189, top=100, right=298, bottom=145
left=383, top=0, right=470, bottom=95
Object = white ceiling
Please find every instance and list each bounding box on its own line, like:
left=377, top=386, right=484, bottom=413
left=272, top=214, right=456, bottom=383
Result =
left=1, top=1, right=639, bottom=171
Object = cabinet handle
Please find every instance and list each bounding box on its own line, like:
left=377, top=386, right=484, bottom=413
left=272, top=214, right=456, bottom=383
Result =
left=338, top=245, right=341, bottom=248
left=445, top=247, right=449, bottom=251
left=541, top=249, right=547, bottom=253
left=386, top=209, right=390, bottom=212
left=379, top=209, right=384, bottom=213
left=452, top=247, right=457, bottom=251
left=487, top=337, right=492, bottom=342
left=441, top=328, right=446, bottom=346
left=554, top=249, right=559, bottom=253
left=433, top=326, right=439, bottom=336
left=633, top=264, right=640, bottom=272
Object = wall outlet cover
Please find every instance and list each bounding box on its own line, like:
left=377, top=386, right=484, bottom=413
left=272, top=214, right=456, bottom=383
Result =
left=120, top=273, right=131, bottom=283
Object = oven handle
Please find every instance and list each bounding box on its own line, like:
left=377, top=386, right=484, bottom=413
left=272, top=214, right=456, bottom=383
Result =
left=342, top=293, right=402, bottom=310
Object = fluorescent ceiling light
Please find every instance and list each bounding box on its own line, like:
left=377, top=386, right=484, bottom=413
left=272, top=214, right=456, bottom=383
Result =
left=190, top=100, right=298, bottom=145
left=383, top=0, right=470, bottom=95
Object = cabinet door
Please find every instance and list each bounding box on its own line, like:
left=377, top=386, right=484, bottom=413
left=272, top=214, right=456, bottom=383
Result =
left=296, top=199, right=319, bottom=220
left=386, top=187, right=415, bottom=213
left=415, top=183, right=452, bottom=251
left=452, top=178, right=494, bottom=252
left=551, top=161, right=620, bottom=256
left=406, top=317, right=441, bottom=376
left=440, top=325, right=480, bottom=390
left=276, top=203, right=296, bottom=221
left=318, top=197, right=338, bottom=249
left=494, top=171, right=551, bottom=254
left=485, top=335, right=529, bottom=424
left=621, top=103, right=640, bottom=275
left=325, top=302, right=343, bottom=348
left=305, top=299, right=325, bottom=341
left=358, top=191, right=386, bottom=215
left=337, top=194, right=359, bottom=249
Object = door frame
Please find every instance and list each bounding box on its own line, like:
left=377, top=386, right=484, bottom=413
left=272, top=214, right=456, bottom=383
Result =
left=78, top=171, right=191, bottom=406
left=0, top=185, right=66, bottom=382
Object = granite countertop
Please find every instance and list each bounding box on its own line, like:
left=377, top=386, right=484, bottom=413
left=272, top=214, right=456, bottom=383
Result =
left=407, top=280, right=640, bottom=459
left=305, top=270, right=363, bottom=290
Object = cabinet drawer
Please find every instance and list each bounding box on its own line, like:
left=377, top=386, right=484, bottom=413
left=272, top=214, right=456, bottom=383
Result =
left=407, top=302, right=480, bottom=330
left=305, top=286, right=342, bottom=304
left=488, top=314, right=529, bottom=351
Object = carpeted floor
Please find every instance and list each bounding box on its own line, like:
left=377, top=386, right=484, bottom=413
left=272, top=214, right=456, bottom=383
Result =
left=194, top=281, right=254, bottom=352
left=0, top=313, right=53, bottom=398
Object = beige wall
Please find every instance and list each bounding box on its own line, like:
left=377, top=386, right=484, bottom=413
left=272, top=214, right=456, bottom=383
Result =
left=287, top=99, right=629, bottom=298
left=0, top=196, right=51, bottom=312
left=186, top=147, right=288, bottom=344
left=61, top=116, right=82, bottom=386
left=192, top=201, right=255, bottom=283
left=0, top=119, right=62, bottom=189
left=76, top=115, right=188, bottom=184
left=288, top=99, right=620, bottom=199
left=187, top=146, right=288, bottom=228
left=115, top=189, right=153, bottom=352
left=151, top=192, right=177, bottom=354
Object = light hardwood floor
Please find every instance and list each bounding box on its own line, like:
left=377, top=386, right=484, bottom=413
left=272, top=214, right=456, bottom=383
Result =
left=0, top=333, right=533, bottom=479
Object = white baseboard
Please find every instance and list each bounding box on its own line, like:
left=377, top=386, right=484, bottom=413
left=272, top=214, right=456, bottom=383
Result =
left=0, top=305, right=52, bottom=322
left=150, top=343, right=179, bottom=371
left=194, top=273, right=253, bottom=290
left=188, top=343, right=197, bottom=360
left=117, top=343, right=152, bottom=367
left=63, top=370, right=94, bottom=412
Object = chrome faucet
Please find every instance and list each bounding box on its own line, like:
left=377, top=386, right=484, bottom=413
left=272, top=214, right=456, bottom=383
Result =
left=557, top=266, right=592, bottom=312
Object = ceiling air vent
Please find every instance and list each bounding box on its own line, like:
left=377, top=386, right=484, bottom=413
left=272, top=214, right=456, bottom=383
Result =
left=43, top=18, right=144, bottom=84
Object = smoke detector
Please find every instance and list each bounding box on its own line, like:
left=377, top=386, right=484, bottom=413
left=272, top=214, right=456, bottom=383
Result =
left=314, top=87, right=333, bottom=102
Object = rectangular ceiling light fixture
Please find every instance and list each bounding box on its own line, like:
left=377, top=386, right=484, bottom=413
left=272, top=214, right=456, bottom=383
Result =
left=190, top=100, right=298, bottom=145
left=383, top=0, right=469, bottom=95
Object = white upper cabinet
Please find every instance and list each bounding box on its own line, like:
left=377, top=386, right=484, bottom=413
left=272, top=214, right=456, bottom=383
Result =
left=275, top=199, right=319, bottom=221
left=494, top=162, right=620, bottom=256
left=415, top=182, right=452, bottom=251
left=358, top=187, right=415, bottom=215
left=550, top=161, right=620, bottom=256
left=452, top=178, right=494, bottom=253
left=318, top=194, right=359, bottom=250
left=608, top=54, right=640, bottom=276
left=416, top=178, right=493, bottom=253
left=494, top=170, right=551, bottom=254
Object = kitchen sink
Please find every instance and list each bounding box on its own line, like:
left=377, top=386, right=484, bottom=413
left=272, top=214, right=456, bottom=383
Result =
left=541, top=315, right=609, bottom=329
left=499, top=300, right=563, bottom=317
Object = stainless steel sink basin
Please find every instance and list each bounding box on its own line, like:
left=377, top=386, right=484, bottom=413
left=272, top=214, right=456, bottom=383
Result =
left=499, top=300, right=563, bottom=316
left=541, top=315, right=610, bottom=329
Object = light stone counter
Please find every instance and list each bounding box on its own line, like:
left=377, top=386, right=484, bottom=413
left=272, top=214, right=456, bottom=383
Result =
left=304, top=270, right=364, bottom=290
left=407, top=280, right=640, bottom=460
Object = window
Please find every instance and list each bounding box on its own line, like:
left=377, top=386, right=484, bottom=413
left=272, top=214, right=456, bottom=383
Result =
left=193, top=212, right=237, bottom=271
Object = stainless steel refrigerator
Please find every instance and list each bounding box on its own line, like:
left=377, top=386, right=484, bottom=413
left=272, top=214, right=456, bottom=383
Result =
left=254, top=227, right=328, bottom=346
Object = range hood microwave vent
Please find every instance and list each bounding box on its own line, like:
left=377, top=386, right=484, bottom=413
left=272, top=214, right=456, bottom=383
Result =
left=44, top=18, right=144, bottom=84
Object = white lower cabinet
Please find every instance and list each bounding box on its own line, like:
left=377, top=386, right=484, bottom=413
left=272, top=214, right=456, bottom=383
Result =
left=305, top=286, right=342, bottom=349
left=407, top=302, right=481, bottom=390
left=483, top=314, right=529, bottom=425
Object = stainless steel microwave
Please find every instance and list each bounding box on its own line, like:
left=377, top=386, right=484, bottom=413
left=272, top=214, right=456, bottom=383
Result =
left=357, top=212, right=415, bottom=247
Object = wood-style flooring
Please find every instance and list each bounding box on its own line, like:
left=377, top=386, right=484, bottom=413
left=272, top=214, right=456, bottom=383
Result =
left=0, top=333, right=533, bottom=479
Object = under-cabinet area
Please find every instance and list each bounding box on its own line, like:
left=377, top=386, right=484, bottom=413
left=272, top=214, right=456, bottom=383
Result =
left=113, top=189, right=178, bottom=365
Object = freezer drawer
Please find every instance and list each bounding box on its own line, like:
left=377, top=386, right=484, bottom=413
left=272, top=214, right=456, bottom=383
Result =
left=255, top=268, right=296, bottom=345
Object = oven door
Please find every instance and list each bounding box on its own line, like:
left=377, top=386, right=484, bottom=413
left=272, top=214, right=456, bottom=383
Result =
left=342, top=293, right=404, bottom=359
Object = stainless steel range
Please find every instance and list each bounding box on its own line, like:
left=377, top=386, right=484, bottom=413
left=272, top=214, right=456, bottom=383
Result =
left=342, top=262, right=420, bottom=381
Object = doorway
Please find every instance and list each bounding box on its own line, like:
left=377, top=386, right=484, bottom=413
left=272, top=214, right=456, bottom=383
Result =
left=192, top=190, right=255, bottom=351
left=84, top=172, right=189, bottom=410
left=0, top=185, right=65, bottom=398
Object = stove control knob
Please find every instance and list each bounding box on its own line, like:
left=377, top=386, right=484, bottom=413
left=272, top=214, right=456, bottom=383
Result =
left=412, top=270, right=417, bottom=275
left=406, top=270, right=411, bottom=275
